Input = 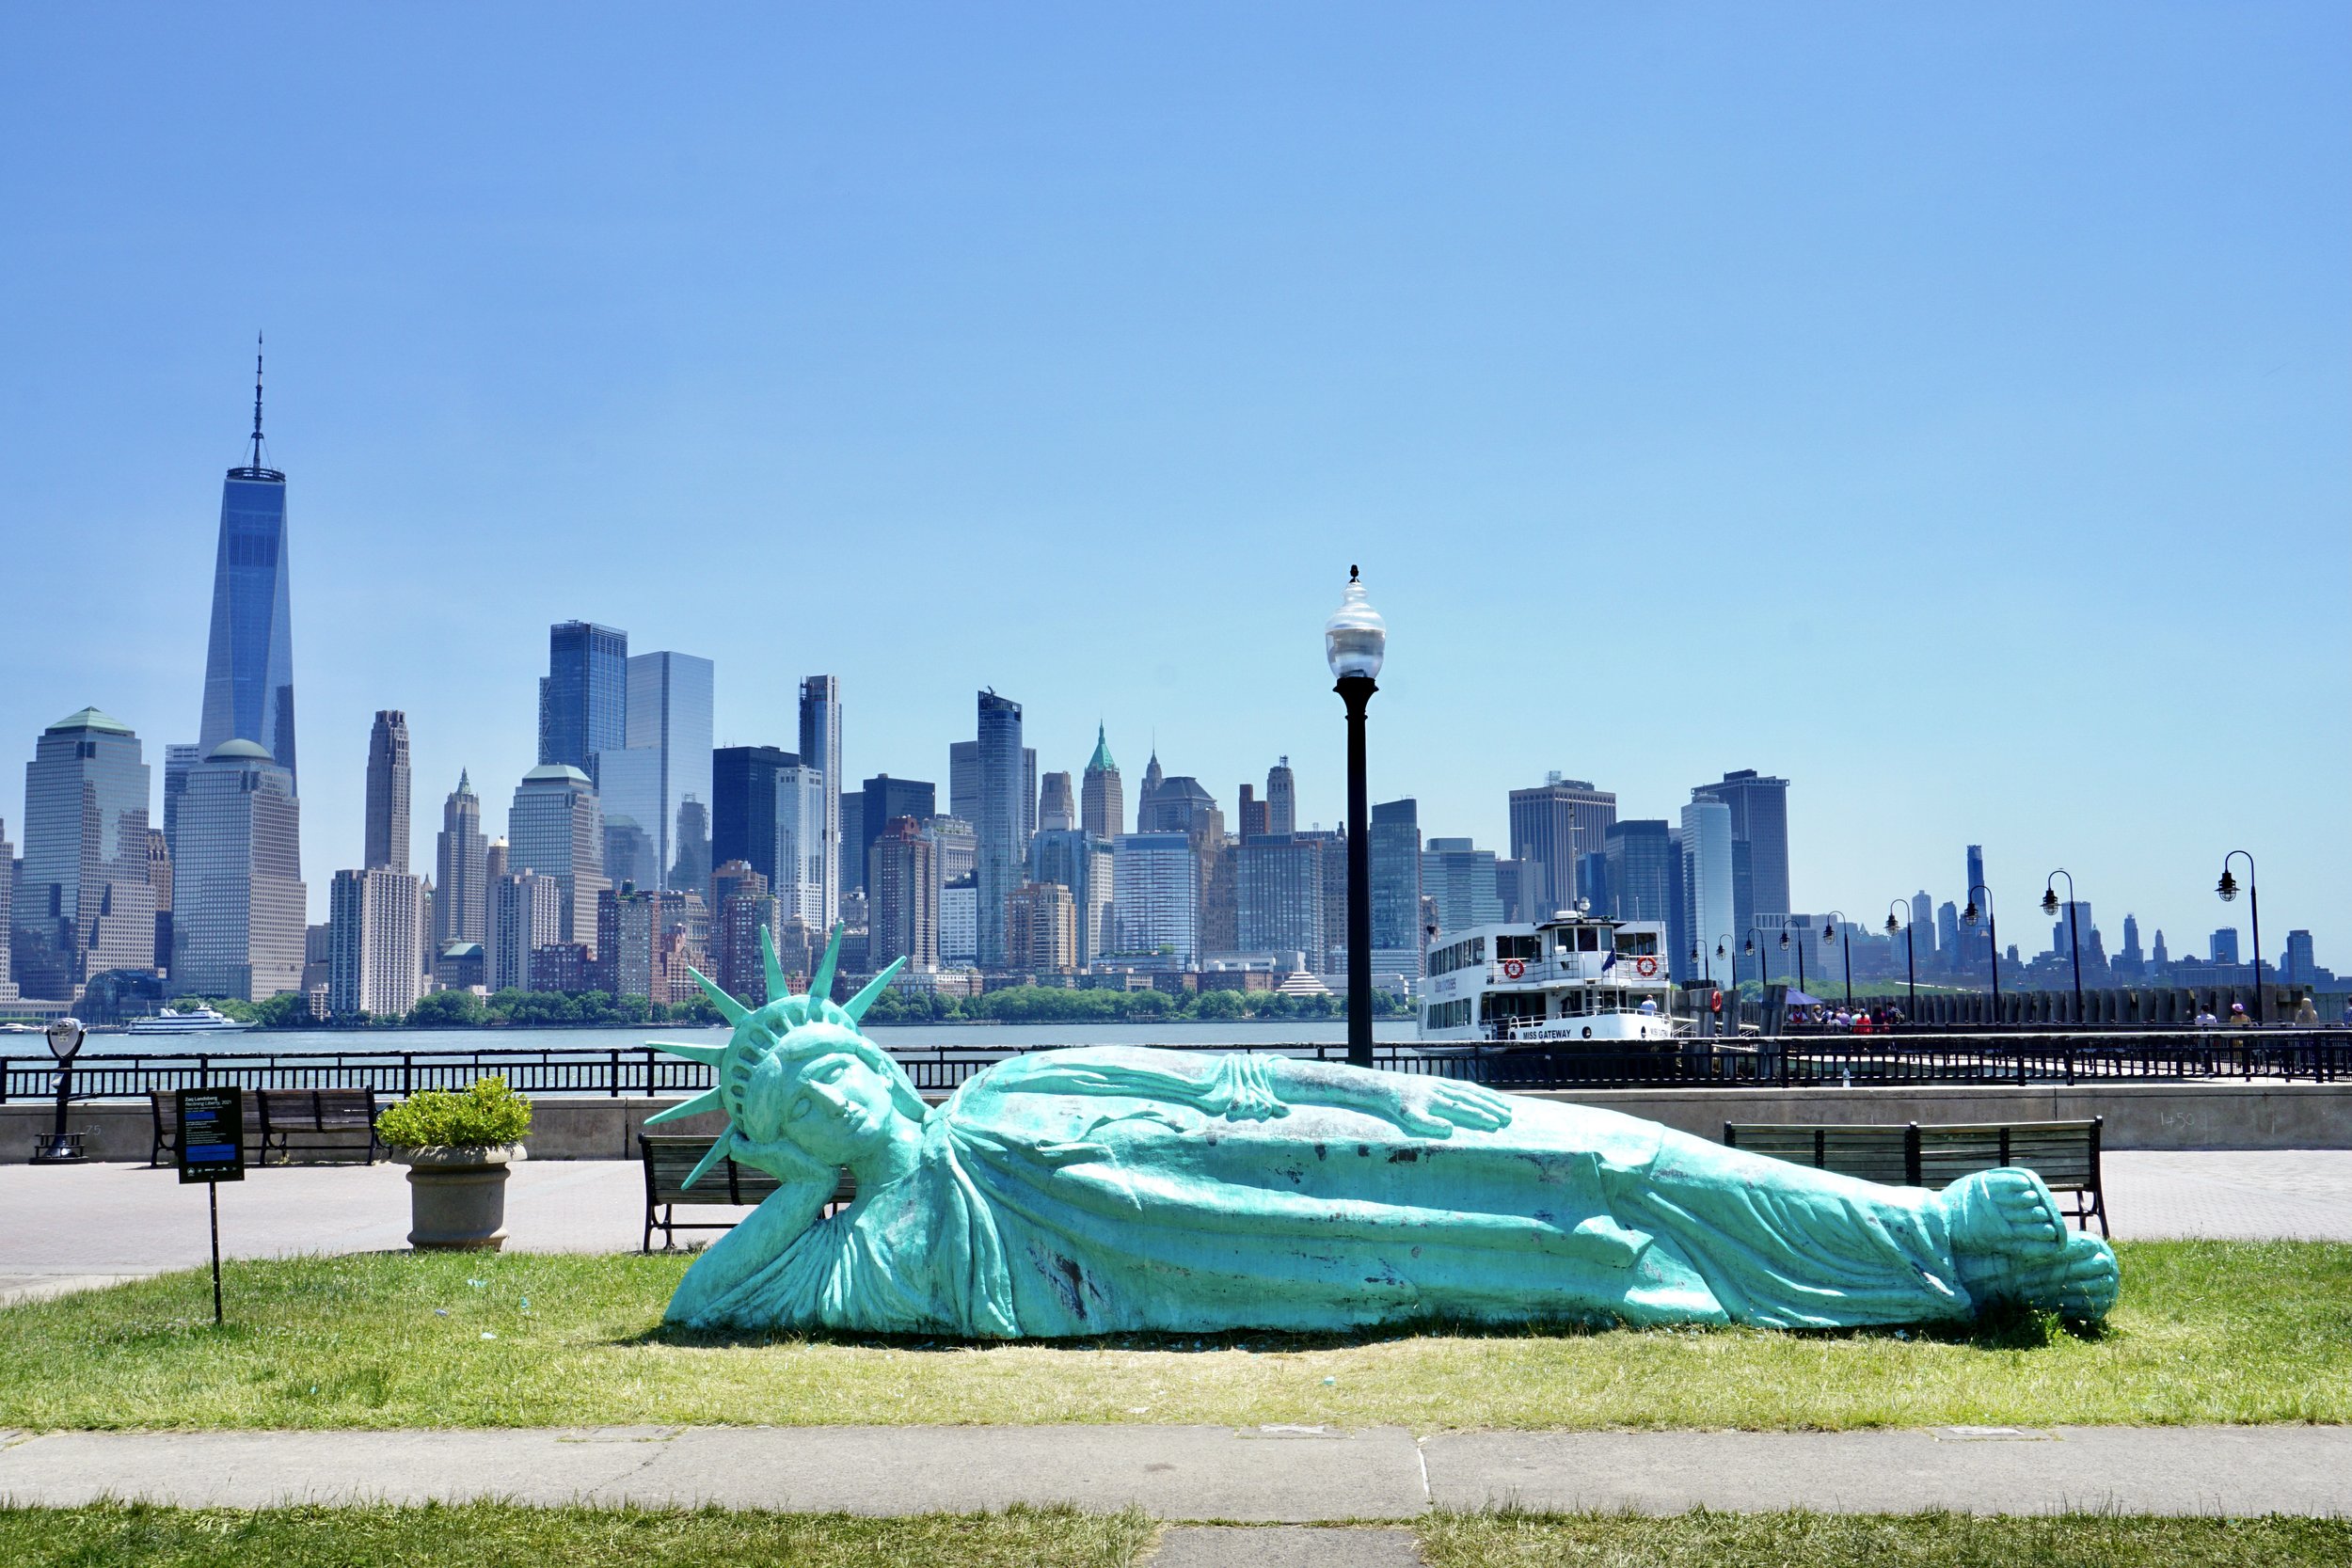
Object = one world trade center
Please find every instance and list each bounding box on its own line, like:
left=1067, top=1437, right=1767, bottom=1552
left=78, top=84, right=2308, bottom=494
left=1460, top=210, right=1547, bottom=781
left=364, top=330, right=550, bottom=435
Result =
left=199, top=340, right=297, bottom=791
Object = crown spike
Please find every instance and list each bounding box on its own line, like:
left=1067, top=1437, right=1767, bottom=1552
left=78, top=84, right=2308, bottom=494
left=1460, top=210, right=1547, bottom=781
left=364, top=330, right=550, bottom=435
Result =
left=808, top=924, right=842, bottom=1009
left=842, top=957, right=907, bottom=1022
left=680, top=1130, right=740, bottom=1190
left=688, top=965, right=751, bottom=1024
left=760, top=924, right=788, bottom=1003
left=646, top=1040, right=725, bottom=1068
left=645, top=1086, right=726, bottom=1127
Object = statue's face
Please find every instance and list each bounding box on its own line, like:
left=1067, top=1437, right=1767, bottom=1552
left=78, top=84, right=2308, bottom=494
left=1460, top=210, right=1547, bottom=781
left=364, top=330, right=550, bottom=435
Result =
left=732, top=1023, right=906, bottom=1167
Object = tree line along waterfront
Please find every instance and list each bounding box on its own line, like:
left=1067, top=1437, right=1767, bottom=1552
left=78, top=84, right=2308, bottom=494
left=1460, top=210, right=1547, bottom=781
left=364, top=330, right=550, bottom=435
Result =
left=151, top=984, right=1415, bottom=1031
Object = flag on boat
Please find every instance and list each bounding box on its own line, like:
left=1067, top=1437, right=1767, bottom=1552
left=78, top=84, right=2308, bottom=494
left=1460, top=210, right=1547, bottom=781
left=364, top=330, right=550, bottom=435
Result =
left=1600, top=949, right=1617, bottom=972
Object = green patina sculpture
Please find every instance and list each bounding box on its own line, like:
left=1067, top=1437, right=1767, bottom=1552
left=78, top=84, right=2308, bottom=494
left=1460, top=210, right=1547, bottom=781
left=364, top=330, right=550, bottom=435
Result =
left=647, top=927, right=2118, bottom=1337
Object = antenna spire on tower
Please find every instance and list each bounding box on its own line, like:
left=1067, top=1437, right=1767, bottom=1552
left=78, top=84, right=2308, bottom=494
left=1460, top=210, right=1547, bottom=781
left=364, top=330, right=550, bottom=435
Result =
left=249, top=331, right=266, bottom=467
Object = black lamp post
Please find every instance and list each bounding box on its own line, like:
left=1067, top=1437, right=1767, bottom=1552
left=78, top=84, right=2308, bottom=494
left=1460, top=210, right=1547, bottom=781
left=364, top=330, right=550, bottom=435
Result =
left=2217, top=851, right=2264, bottom=1024
left=1962, top=883, right=2001, bottom=1026
left=1885, top=902, right=1917, bottom=1020
left=1820, top=911, right=1853, bottom=1010
left=1780, top=927, right=1804, bottom=998
left=1715, top=934, right=1734, bottom=1031
left=2041, top=869, right=2084, bottom=1025
left=1326, top=566, right=1386, bottom=1068
left=31, top=1016, right=87, bottom=1164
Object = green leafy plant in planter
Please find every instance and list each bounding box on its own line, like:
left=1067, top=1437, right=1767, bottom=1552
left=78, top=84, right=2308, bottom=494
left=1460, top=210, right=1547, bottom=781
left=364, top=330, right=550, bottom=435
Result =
left=376, top=1075, right=533, bottom=1150
left=377, top=1076, right=534, bottom=1252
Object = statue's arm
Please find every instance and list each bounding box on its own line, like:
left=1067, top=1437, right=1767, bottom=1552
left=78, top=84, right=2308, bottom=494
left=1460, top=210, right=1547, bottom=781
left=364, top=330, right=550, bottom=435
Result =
left=1261, top=1058, right=1515, bottom=1137
left=671, top=1164, right=834, bottom=1312
left=982, top=1050, right=1512, bottom=1137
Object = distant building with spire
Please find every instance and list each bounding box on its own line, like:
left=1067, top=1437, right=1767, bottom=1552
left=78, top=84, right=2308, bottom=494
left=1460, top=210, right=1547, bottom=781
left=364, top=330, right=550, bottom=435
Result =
left=1137, top=746, right=1166, bottom=827
left=435, top=771, right=487, bottom=947
left=1081, top=725, right=1123, bottom=841
left=364, top=711, right=410, bottom=873
left=199, top=339, right=299, bottom=790
left=1265, top=757, right=1296, bottom=837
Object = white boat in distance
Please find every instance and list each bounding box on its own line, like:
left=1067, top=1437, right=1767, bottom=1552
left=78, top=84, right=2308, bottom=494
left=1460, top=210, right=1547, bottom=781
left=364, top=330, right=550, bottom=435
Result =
left=126, top=1006, right=256, bottom=1037
left=1419, top=912, right=1679, bottom=1044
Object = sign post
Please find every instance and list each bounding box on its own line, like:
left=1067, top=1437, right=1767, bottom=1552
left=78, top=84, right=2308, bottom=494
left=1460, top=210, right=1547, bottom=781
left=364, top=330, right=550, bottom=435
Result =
left=176, top=1087, right=246, bottom=1325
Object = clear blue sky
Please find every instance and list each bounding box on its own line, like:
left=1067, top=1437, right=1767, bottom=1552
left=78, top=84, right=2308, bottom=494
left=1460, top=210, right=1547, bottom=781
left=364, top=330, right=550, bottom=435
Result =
left=2, top=3, right=2344, bottom=963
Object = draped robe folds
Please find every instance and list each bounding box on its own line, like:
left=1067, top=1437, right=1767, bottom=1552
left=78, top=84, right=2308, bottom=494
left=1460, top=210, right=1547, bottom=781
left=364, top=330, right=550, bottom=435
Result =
left=666, top=1048, right=1979, bottom=1336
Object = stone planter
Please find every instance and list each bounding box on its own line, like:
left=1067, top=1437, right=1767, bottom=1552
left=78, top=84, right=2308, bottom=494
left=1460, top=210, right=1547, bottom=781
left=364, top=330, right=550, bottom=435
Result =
left=392, top=1144, right=527, bottom=1251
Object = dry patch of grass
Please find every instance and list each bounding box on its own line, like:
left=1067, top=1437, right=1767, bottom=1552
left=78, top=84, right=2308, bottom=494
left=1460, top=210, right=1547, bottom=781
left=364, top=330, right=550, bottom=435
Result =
left=0, top=1243, right=2344, bottom=1433
left=1418, top=1508, right=2352, bottom=1567
left=0, top=1502, right=1150, bottom=1568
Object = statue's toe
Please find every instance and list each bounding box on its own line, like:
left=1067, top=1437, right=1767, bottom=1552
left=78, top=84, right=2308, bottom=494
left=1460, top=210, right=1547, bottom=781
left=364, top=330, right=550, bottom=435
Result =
left=2056, top=1236, right=2121, bottom=1320
left=1947, top=1169, right=2069, bottom=1259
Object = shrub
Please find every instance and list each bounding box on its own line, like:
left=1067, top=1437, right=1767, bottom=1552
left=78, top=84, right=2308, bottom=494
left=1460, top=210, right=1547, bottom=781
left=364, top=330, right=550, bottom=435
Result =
left=375, top=1075, right=533, bottom=1151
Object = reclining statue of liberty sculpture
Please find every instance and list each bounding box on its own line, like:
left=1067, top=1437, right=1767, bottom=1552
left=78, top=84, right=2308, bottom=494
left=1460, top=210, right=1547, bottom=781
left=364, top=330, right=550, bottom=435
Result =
left=647, top=927, right=2117, bottom=1337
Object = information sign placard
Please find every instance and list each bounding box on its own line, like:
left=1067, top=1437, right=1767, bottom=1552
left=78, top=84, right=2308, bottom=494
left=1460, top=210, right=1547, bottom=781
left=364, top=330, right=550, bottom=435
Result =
left=177, top=1088, right=246, bottom=1183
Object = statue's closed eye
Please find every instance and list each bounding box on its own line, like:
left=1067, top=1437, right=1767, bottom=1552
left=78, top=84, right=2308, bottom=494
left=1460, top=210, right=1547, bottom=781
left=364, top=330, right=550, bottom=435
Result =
left=789, top=1096, right=814, bottom=1123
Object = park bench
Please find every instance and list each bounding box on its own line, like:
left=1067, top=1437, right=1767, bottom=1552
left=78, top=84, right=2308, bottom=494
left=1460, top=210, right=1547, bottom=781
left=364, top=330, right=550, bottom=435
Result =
left=1724, top=1117, right=2106, bottom=1237
left=258, top=1088, right=381, bottom=1164
left=149, top=1089, right=264, bottom=1167
left=639, top=1132, right=856, bottom=1252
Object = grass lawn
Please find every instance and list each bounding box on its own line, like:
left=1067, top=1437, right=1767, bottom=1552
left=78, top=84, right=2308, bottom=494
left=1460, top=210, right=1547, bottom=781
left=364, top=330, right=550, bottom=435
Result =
left=0, top=1242, right=2344, bottom=1433
left=1416, top=1509, right=2352, bottom=1566
left=0, top=1502, right=1150, bottom=1568
left=4, top=1507, right=2345, bottom=1568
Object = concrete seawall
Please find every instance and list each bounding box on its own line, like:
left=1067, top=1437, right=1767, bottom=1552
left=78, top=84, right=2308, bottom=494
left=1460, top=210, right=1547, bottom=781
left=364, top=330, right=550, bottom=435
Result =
left=6, top=1081, right=2344, bottom=1164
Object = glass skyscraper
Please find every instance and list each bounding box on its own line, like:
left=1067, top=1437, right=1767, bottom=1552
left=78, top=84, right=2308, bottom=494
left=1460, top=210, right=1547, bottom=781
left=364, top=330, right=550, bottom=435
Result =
left=798, top=675, right=842, bottom=931
left=1368, top=798, right=1422, bottom=952
left=597, top=651, right=712, bottom=895
left=538, top=622, right=628, bottom=780
left=975, top=690, right=1025, bottom=968
left=174, top=739, right=306, bottom=1001
left=17, top=707, right=155, bottom=999
left=199, top=356, right=298, bottom=789
left=508, top=764, right=608, bottom=954
left=1601, top=819, right=1677, bottom=924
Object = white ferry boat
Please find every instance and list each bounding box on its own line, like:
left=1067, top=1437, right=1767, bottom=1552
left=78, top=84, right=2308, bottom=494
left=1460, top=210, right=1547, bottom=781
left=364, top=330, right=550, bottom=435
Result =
left=126, top=1006, right=256, bottom=1037
left=1419, top=913, right=1678, bottom=1044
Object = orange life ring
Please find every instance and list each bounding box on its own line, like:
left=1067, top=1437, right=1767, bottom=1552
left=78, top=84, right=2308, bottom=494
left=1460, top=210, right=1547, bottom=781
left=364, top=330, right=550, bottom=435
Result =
left=1633, top=955, right=1659, bottom=977
left=1710, top=990, right=1724, bottom=1013
left=1502, top=958, right=1526, bottom=979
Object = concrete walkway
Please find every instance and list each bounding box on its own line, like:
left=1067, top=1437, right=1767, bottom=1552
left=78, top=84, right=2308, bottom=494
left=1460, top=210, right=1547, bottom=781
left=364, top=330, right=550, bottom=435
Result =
left=1, top=1423, right=2346, bottom=1519
left=5, top=1147, right=2348, bottom=1307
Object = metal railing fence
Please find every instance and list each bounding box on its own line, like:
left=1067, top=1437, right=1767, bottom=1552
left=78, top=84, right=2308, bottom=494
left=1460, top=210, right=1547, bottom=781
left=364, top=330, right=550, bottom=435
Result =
left=6, top=1029, right=2350, bottom=1104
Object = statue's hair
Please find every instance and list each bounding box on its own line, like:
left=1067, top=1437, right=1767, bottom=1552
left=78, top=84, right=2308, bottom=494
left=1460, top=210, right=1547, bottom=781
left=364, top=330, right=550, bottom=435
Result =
left=727, top=1014, right=930, bottom=1129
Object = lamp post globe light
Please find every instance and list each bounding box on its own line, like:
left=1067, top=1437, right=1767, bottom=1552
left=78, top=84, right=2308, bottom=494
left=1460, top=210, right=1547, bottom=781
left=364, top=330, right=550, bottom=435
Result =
left=1963, top=883, right=2001, bottom=1026
left=2041, top=869, right=2084, bottom=1026
left=1326, top=566, right=1386, bottom=1068
left=1885, top=901, right=1917, bottom=1021
left=32, top=1015, right=87, bottom=1164
left=2217, top=851, right=2264, bottom=1024
left=1820, top=911, right=1853, bottom=1011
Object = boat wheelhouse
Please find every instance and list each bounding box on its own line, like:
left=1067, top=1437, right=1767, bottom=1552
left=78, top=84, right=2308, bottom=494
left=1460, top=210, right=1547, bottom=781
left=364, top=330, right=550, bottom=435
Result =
left=1418, top=913, right=1676, bottom=1044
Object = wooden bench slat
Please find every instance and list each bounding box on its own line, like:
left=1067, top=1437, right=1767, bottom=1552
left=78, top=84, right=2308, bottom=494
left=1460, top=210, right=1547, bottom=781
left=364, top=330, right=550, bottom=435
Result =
left=1724, top=1117, right=2106, bottom=1238
left=639, top=1133, right=854, bottom=1251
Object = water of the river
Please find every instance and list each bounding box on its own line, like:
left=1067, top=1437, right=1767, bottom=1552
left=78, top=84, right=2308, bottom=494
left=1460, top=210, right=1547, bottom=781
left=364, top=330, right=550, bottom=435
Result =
left=72, top=1020, right=1423, bottom=1058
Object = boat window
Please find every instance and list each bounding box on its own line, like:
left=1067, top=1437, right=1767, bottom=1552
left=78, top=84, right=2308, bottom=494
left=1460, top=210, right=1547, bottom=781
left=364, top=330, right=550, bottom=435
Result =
left=1614, top=930, right=1660, bottom=956
left=1481, top=992, right=1546, bottom=1022
left=1426, top=999, right=1472, bottom=1030
left=1577, top=927, right=1602, bottom=951
left=1497, top=934, right=1542, bottom=961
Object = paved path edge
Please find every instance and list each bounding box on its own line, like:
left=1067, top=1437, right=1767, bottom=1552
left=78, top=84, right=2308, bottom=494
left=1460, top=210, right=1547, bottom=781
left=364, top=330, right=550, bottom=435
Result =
left=1, top=1423, right=2348, bottom=1520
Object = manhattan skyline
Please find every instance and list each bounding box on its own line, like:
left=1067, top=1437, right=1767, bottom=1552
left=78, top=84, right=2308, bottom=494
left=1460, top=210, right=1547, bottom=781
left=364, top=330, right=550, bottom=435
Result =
left=1, top=5, right=2344, bottom=959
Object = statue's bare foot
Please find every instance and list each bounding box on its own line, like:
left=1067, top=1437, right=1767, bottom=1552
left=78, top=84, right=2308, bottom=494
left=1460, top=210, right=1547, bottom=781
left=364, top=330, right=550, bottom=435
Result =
left=1962, top=1231, right=2121, bottom=1321
left=1944, top=1169, right=2118, bottom=1321
left=1944, top=1168, right=2065, bottom=1259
